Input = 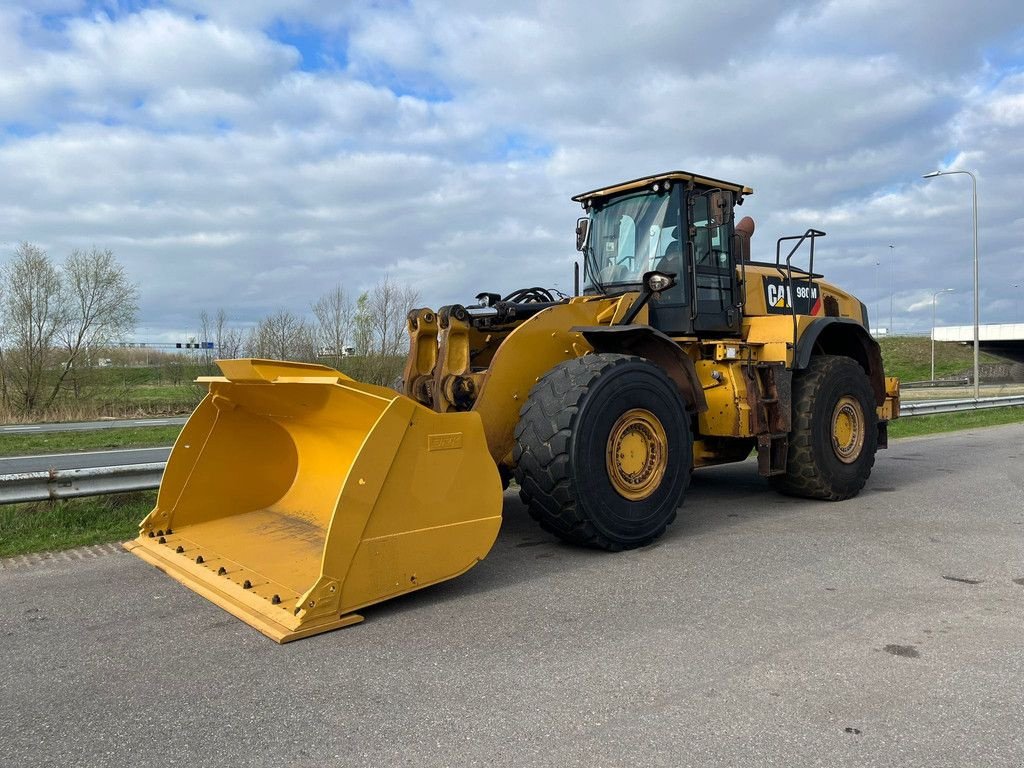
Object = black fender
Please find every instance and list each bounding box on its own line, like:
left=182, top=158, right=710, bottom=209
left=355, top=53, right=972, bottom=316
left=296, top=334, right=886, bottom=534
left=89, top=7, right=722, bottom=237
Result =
left=793, top=318, right=886, bottom=407
left=573, top=325, right=708, bottom=413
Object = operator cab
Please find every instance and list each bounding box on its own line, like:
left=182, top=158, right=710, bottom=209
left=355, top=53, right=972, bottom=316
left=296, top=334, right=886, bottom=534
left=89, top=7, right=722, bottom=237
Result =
left=574, top=171, right=752, bottom=336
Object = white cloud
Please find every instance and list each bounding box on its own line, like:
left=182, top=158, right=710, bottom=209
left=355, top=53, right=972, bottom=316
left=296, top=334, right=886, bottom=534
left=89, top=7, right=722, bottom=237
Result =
left=1, top=0, right=1023, bottom=344
left=783, top=0, right=1024, bottom=72
left=0, top=9, right=298, bottom=124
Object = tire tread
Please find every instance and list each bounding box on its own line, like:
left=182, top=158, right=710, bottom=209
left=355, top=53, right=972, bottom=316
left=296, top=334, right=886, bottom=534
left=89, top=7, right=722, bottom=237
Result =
left=770, top=355, right=877, bottom=500
left=514, top=354, right=683, bottom=550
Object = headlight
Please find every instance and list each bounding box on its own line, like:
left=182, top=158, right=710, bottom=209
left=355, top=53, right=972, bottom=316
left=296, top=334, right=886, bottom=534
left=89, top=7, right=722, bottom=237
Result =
left=646, top=272, right=675, bottom=293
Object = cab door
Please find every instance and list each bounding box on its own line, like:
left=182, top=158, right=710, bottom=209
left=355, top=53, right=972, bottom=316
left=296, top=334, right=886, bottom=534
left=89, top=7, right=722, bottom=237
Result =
left=689, top=191, right=741, bottom=336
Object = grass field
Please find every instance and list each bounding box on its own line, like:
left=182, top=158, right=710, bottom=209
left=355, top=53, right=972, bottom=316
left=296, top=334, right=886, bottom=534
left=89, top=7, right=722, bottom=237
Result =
left=877, top=335, right=1007, bottom=383
left=0, top=426, right=182, bottom=458
left=887, top=405, right=1024, bottom=438
left=0, top=354, right=407, bottom=424
left=0, top=492, right=155, bottom=559
left=0, top=337, right=1009, bottom=423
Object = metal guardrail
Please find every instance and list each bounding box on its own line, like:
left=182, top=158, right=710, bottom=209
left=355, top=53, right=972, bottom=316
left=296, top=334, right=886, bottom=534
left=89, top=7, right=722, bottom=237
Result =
left=1, top=396, right=1022, bottom=505
left=0, top=463, right=164, bottom=504
left=901, top=378, right=970, bottom=389
left=898, top=394, right=1024, bottom=416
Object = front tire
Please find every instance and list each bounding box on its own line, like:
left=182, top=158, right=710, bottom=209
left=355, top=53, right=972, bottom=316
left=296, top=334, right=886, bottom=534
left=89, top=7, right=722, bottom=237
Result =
left=770, top=355, right=878, bottom=500
left=513, top=354, right=692, bottom=551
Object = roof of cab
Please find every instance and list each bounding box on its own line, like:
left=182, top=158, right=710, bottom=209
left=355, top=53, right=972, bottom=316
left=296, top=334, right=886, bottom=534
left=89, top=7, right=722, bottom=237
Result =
left=572, top=170, right=753, bottom=204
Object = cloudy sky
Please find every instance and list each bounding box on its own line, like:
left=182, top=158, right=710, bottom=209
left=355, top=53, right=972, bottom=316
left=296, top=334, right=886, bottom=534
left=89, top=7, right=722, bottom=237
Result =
left=1, top=0, right=1023, bottom=342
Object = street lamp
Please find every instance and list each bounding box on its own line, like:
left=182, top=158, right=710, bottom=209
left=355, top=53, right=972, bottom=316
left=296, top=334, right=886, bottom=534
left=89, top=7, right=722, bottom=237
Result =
left=873, top=257, right=882, bottom=334
left=888, top=244, right=895, bottom=334
left=923, top=169, right=980, bottom=399
left=931, top=288, right=954, bottom=381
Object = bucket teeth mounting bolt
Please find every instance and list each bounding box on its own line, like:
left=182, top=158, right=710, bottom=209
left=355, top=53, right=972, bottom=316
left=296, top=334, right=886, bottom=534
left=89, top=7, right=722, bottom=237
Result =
left=148, top=531, right=155, bottom=538
left=158, top=537, right=166, bottom=544
left=156, top=530, right=164, bottom=537
left=166, top=529, right=173, bottom=535
left=217, top=567, right=227, bottom=575
left=243, top=580, right=252, bottom=589
left=195, top=555, right=204, bottom=564
left=271, top=595, right=281, bottom=604
left=175, top=546, right=184, bottom=553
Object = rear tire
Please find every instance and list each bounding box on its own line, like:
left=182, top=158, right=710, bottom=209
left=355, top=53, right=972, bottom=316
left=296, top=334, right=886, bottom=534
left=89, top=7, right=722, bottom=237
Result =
left=513, top=354, right=692, bottom=551
left=770, top=355, right=877, bottom=500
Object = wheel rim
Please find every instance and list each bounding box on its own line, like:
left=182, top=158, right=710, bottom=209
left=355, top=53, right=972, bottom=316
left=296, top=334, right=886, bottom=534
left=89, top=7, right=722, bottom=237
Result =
left=831, top=395, right=865, bottom=464
left=605, top=408, right=668, bottom=500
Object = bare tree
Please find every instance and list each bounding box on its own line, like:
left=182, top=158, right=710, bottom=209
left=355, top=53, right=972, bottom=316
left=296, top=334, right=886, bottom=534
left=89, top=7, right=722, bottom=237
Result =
left=361, top=276, right=421, bottom=385
left=0, top=243, right=66, bottom=412
left=47, top=247, right=139, bottom=406
left=0, top=280, right=6, bottom=411
left=214, top=308, right=245, bottom=359
left=368, top=275, right=420, bottom=359
left=0, top=343, right=7, bottom=411
left=351, top=293, right=373, bottom=356
left=247, top=310, right=317, bottom=361
left=198, top=310, right=214, bottom=367
left=312, top=284, right=353, bottom=364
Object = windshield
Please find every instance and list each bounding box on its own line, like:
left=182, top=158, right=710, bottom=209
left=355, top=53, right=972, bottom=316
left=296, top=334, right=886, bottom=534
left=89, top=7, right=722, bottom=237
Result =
left=583, top=188, right=682, bottom=293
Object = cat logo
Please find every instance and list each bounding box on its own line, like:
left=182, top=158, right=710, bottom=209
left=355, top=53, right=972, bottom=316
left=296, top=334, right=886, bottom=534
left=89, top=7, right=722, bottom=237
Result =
left=763, top=277, right=820, bottom=315
left=767, top=282, right=792, bottom=308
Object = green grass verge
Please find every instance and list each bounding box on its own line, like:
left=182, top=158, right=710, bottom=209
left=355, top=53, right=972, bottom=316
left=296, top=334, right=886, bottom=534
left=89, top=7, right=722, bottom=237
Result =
left=63, top=385, right=202, bottom=417
left=888, top=405, right=1024, bottom=439
left=0, top=426, right=182, bottom=457
left=0, top=492, right=155, bottom=559
left=877, top=335, right=1005, bottom=382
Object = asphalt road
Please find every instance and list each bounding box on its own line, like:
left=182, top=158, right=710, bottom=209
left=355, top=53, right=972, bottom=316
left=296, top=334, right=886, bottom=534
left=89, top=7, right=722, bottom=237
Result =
left=0, top=417, right=187, bottom=434
left=0, top=446, right=171, bottom=474
left=2, top=424, right=1023, bottom=767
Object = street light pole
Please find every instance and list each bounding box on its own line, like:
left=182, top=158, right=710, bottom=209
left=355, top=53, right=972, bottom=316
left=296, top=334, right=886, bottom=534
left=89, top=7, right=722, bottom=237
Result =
left=931, top=288, right=954, bottom=381
left=874, top=257, right=881, bottom=333
left=923, top=169, right=980, bottom=399
left=888, top=244, right=895, bottom=335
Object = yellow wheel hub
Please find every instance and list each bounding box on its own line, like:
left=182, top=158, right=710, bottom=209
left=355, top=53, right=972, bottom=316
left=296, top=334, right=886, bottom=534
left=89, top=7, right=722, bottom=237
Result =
left=606, top=408, right=668, bottom=500
left=831, top=395, right=865, bottom=464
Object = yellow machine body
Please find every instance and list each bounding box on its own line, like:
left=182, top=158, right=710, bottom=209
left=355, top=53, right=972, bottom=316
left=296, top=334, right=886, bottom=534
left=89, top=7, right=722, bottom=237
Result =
left=125, top=359, right=501, bottom=642
left=128, top=170, right=900, bottom=642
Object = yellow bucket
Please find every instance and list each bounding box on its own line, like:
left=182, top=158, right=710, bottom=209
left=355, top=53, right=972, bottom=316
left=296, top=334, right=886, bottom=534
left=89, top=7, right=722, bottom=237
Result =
left=125, top=359, right=502, bottom=642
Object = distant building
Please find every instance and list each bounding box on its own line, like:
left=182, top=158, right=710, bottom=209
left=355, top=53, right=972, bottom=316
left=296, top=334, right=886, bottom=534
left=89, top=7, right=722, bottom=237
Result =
left=317, top=345, right=357, bottom=358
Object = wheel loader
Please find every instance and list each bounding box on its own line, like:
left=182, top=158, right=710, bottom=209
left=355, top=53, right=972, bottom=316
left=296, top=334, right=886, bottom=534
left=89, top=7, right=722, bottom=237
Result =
left=126, top=170, right=900, bottom=642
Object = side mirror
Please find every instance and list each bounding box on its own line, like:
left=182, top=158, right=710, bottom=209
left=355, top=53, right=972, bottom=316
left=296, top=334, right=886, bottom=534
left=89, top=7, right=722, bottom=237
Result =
left=575, top=217, right=590, bottom=252
left=706, top=190, right=734, bottom=227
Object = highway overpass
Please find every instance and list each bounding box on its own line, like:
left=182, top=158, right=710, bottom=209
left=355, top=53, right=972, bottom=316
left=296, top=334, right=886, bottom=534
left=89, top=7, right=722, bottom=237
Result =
left=934, top=323, right=1024, bottom=364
